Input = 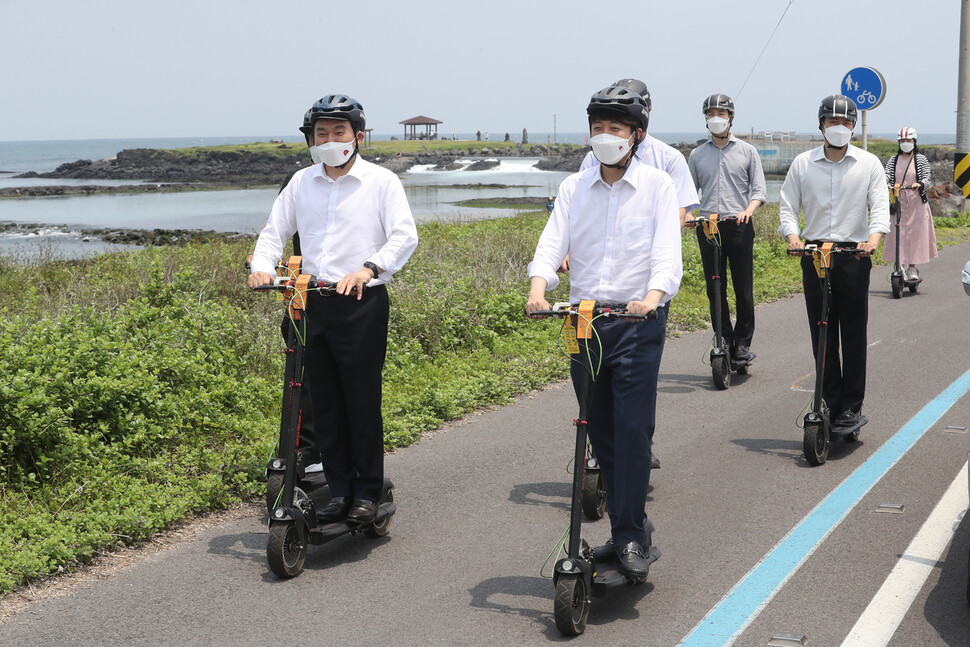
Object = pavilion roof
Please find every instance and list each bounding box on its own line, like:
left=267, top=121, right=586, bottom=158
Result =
left=399, top=115, right=443, bottom=125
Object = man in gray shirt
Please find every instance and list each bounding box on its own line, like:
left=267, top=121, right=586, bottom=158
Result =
left=687, top=94, right=766, bottom=363
left=778, top=94, right=889, bottom=427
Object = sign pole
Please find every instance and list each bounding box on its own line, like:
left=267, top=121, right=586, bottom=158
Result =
left=956, top=0, right=970, bottom=209
left=862, top=110, right=868, bottom=151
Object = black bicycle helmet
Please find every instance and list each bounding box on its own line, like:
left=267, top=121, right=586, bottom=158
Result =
left=613, top=78, right=651, bottom=112
left=299, top=94, right=366, bottom=136
left=702, top=93, right=735, bottom=116
left=587, top=85, right=649, bottom=132
left=818, top=94, right=857, bottom=125
left=299, top=108, right=314, bottom=146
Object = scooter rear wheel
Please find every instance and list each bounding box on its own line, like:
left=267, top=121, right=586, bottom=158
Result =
left=908, top=283, right=918, bottom=293
left=267, top=520, right=306, bottom=578
left=266, top=472, right=284, bottom=512
left=582, top=470, right=607, bottom=520
left=712, top=355, right=731, bottom=390
left=554, top=573, right=590, bottom=636
left=363, top=490, right=394, bottom=538
left=803, top=422, right=829, bottom=466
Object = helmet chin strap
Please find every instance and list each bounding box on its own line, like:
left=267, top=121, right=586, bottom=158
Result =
left=335, top=137, right=360, bottom=169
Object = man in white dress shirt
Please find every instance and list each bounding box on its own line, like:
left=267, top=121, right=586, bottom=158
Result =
left=249, top=94, right=418, bottom=524
left=778, top=94, right=889, bottom=428
left=526, top=85, right=682, bottom=577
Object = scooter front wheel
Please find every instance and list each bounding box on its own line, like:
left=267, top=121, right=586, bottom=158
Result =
left=267, top=520, right=307, bottom=578
left=803, top=422, right=829, bottom=466
left=891, top=273, right=903, bottom=299
left=712, top=355, right=731, bottom=390
left=554, top=573, right=590, bottom=636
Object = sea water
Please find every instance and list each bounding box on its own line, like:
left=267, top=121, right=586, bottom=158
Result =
left=0, top=133, right=956, bottom=259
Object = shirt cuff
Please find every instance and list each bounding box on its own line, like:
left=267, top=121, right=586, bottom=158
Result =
left=527, top=262, right=560, bottom=292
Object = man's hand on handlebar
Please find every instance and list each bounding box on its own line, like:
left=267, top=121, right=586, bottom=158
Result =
left=625, top=299, right=656, bottom=317
left=855, top=241, right=877, bottom=257
left=525, top=294, right=552, bottom=319
left=786, top=235, right=805, bottom=251
left=248, top=271, right=275, bottom=289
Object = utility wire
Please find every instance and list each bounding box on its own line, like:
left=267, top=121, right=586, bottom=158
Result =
left=735, top=0, right=796, bottom=101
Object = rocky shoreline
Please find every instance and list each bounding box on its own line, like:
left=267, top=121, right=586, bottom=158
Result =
left=6, top=141, right=965, bottom=216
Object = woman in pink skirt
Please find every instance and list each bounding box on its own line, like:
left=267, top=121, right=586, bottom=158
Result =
left=884, top=127, right=938, bottom=281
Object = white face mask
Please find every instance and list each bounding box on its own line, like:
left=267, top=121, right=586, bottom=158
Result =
left=590, top=133, right=634, bottom=166
left=310, top=139, right=357, bottom=167
left=899, top=141, right=915, bottom=153
left=706, top=117, right=730, bottom=135
left=823, top=125, right=852, bottom=148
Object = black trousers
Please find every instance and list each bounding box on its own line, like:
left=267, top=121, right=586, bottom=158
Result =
left=801, top=254, right=871, bottom=415
left=303, top=285, right=389, bottom=502
left=569, top=308, right=667, bottom=546
left=696, top=222, right=755, bottom=348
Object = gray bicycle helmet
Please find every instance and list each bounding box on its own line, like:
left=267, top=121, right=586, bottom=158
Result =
left=702, top=93, right=735, bottom=116
left=613, top=78, right=651, bottom=112
left=587, top=85, right=649, bottom=132
left=818, top=94, right=857, bottom=126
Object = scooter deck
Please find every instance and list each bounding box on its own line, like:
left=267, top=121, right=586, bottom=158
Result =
left=591, top=545, right=661, bottom=594
left=831, top=415, right=868, bottom=438
left=308, top=502, right=397, bottom=544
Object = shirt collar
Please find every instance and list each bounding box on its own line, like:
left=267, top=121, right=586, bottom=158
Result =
left=314, top=154, right=367, bottom=182
left=810, top=143, right=862, bottom=164
left=703, top=133, right=737, bottom=149
left=586, top=154, right=641, bottom=189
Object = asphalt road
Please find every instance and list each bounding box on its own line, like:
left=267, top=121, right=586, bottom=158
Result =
left=4, top=244, right=970, bottom=646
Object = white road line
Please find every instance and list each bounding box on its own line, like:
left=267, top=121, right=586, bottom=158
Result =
left=839, top=462, right=969, bottom=647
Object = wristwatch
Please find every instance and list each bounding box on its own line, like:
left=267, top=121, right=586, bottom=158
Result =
left=363, top=261, right=380, bottom=279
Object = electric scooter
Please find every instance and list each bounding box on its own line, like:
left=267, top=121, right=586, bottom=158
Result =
left=253, top=257, right=396, bottom=579
left=889, top=183, right=922, bottom=299
left=529, top=301, right=661, bottom=636
left=687, top=214, right=754, bottom=390
left=787, top=244, right=869, bottom=466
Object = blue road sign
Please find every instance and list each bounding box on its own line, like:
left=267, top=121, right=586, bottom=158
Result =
left=841, top=67, right=887, bottom=110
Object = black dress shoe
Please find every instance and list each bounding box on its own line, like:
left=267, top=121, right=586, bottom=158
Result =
left=651, top=451, right=660, bottom=469
left=317, top=496, right=350, bottom=522
left=346, top=499, right=378, bottom=524
left=732, top=345, right=754, bottom=362
left=834, top=409, right=861, bottom=428
left=615, top=541, right=648, bottom=577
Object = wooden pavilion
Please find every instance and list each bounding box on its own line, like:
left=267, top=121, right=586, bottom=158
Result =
left=400, top=115, right=443, bottom=140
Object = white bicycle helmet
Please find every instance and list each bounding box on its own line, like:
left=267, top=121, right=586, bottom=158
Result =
left=897, top=127, right=917, bottom=141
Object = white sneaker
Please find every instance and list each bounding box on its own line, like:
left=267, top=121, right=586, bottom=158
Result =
left=305, top=462, right=324, bottom=474
left=908, top=267, right=920, bottom=281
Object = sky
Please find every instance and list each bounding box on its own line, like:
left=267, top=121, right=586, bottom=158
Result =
left=0, top=0, right=963, bottom=141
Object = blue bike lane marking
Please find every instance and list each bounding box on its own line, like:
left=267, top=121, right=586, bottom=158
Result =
left=678, top=368, right=970, bottom=647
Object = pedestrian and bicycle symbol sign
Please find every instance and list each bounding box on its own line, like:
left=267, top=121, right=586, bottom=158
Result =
left=841, top=67, right=887, bottom=110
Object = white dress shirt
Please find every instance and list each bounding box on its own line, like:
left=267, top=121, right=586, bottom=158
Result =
left=251, top=158, right=418, bottom=284
left=778, top=145, right=890, bottom=242
left=528, top=158, right=683, bottom=305
left=579, top=134, right=700, bottom=212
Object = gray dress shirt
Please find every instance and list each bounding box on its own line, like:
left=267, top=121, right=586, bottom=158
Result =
left=687, top=135, right=766, bottom=217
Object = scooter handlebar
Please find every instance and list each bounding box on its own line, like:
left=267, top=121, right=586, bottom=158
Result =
left=528, top=306, right=657, bottom=320
left=251, top=276, right=344, bottom=294
left=787, top=244, right=868, bottom=257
